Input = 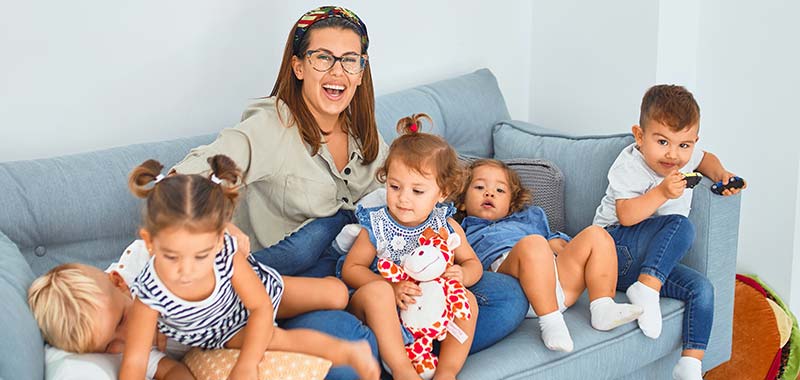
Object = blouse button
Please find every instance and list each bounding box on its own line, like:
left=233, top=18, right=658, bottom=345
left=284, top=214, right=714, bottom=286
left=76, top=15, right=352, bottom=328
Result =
left=344, top=167, right=351, bottom=175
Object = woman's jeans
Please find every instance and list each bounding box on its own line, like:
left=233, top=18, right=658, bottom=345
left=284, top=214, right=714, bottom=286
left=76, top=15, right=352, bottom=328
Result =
left=251, top=210, right=529, bottom=379
left=607, top=214, right=714, bottom=351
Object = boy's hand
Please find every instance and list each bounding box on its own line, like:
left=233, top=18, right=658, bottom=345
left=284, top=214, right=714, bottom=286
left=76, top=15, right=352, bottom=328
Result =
left=391, top=281, right=422, bottom=310
left=658, top=171, right=686, bottom=199
left=714, top=171, right=747, bottom=196
left=227, top=362, right=257, bottom=380
left=442, top=264, right=464, bottom=284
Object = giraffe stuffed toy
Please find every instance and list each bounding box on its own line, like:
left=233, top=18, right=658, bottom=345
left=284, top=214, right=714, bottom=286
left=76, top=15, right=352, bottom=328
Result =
left=377, top=227, right=472, bottom=380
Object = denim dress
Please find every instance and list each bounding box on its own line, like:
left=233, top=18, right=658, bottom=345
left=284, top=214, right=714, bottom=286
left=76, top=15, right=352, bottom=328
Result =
left=462, top=206, right=571, bottom=270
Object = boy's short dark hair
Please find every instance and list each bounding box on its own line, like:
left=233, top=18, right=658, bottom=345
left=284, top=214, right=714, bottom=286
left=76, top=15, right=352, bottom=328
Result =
left=639, top=84, right=700, bottom=132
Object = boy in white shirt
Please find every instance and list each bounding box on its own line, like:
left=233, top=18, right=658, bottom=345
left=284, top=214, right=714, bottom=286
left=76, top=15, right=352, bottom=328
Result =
left=593, top=85, right=745, bottom=380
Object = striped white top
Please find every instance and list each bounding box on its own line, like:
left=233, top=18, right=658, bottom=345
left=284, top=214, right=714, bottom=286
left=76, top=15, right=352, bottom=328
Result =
left=131, top=234, right=284, bottom=349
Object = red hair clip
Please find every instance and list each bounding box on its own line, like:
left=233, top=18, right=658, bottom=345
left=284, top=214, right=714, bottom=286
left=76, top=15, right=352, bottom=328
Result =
left=409, top=123, right=418, bottom=133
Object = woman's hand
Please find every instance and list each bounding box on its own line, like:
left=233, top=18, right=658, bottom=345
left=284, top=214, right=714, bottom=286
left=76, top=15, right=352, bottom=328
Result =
left=442, top=264, right=464, bottom=284
left=226, top=222, right=251, bottom=256
left=227, top=362, right=258, bottom=380
left=391, top=281, right=422, bottom=310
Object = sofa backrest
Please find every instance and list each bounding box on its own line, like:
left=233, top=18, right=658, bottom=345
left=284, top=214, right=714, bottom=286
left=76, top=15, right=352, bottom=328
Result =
left=0, top=68, right=510, bottom=276
left=375, top=68, right=510, bottom=158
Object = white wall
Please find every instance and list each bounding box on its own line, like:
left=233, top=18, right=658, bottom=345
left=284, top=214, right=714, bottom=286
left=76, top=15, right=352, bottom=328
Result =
left=529, top=0, right=800, bottom=313
left=530, top=0, right=660, bottom=134
left=0, top=1, right=532, bottom=162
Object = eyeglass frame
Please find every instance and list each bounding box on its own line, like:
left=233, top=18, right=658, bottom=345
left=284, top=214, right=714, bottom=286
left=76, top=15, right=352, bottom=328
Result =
left=304, top=49, right=369, bottom=75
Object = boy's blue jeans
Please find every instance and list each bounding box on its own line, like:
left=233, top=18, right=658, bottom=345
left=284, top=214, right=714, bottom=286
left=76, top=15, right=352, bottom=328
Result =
left=251, top=210, right=528, bottom=380
left=607, top=214, right=714, bottom=351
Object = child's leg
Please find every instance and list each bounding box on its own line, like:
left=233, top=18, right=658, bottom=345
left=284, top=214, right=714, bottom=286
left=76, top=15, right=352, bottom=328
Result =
left=277, top=276, right=349, bottom=319
left=609, top=214, right=696, bottom=338
left=663, top=264, right=713, bottom=380
left=348, top=281, right=422, bottom=380
left=432, top=290, right=478, bottom=380
left=497, top=235, right=559, bottom=315
left=497, top=235, right=572, bottom=352
left=556, top=226, right=642, bottom=331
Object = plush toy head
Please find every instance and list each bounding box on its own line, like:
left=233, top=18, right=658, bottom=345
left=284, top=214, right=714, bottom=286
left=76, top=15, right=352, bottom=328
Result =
left=403, top=227, right=459, bottom=282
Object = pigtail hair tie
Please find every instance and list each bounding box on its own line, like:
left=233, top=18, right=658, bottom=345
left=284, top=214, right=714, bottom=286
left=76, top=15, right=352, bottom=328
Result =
left=153, top=174, right=165, bottom=184
left=409, top=123, right=418, bottom=133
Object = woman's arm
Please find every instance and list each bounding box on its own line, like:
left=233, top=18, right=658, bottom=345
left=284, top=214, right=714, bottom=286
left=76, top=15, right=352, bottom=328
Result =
left=119, top=300, right=159, bottom=380
left=341, top=229, right=383, bottom=289
left=228, top=249, right=276, bottom=380
left=446, top=219, right=483, bottom=287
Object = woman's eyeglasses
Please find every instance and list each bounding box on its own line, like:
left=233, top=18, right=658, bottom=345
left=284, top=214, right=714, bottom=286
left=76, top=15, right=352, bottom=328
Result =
left=305, top=50, right=368, bottom=75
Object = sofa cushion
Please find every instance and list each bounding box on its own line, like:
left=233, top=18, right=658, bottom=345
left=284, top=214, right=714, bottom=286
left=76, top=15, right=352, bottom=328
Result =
left=0, top=134, right=216, bottom=276
left=505, top=158, right=566, bottom=233
left=0, top=230, right=44, bottom=380
left=459, top=292, right=686, bottom=379
left=492, top=120, right=634, bottom=237
left=376, top=68, right=511, bottom=157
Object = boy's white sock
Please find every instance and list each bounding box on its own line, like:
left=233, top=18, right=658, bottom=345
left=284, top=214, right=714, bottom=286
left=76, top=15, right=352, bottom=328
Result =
left=672, top=356, right=703, bottom=380
left=589, top=297, right=643, bottom=331
left=538, top=311, right=573, bottom=352
left=626, top=281, right=662, bottom=338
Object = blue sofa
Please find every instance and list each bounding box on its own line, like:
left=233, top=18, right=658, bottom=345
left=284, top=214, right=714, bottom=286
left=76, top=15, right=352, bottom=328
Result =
left=0, top=68, right=740, bottom=379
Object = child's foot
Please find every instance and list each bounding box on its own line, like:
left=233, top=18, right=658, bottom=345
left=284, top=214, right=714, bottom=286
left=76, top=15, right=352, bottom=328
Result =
left=538, top=311, right=574, bottom=352
left=345, top=340, right=381, bottom=380
left=672, top=356, right=703, bottom=380
left=626, top=281, right=662, bottom=339
left=589, top=296, right=643, bottom=331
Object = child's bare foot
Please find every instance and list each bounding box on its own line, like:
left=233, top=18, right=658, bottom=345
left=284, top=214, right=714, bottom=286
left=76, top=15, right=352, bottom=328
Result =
left=345, top=340, right=380, bottom=380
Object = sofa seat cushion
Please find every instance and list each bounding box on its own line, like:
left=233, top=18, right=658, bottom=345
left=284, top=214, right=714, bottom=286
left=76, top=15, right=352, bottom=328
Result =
left=459, top=292, right=685, bottom=379
left=0, top=230, right=44, bottom=380
left=493, top=120, right=634, bottom=236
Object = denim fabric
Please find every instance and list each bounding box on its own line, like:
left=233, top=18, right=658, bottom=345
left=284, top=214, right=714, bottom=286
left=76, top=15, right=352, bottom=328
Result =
left=250, top=209, right=357, bottom=277
left=278, top=310, right=378, bottom=380
left=462, top=206, right=571, bottom=269
left=468, top=271, right=529, bottom=353
left=608, top=214, right=714, bottom=350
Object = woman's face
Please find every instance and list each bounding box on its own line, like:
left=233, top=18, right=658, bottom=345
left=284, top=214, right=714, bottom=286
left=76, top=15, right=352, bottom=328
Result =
left=292, top=28, right=364, bottom=127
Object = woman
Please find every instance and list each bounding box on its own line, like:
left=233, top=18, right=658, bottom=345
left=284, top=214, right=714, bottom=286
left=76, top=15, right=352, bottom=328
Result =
left=172, top=6, right=528, bottom=378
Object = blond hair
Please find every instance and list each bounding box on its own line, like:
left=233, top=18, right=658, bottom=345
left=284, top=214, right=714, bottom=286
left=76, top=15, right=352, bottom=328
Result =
left=27, top=264, right=104, bottom=353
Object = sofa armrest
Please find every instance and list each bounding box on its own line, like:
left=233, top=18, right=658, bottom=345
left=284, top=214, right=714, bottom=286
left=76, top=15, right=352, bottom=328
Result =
left=684, top=177, right=741, bottom=369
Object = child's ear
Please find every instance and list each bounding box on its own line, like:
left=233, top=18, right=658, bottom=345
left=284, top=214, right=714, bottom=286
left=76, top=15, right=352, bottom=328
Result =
left=139, top=228, right=153, bottom=254
left=631, top=125, right=644, bottom=146
left=108, top=271, right=130, bottom=294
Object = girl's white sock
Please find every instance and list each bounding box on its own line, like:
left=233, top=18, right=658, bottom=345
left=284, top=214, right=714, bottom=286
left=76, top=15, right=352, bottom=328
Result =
left=626, top=281, right=662, bottom=338
left=672, top=356, right=703, bottom=380
left=538, top=310, right=573, bottom=352
left=589, top=296, right=643, bottom=331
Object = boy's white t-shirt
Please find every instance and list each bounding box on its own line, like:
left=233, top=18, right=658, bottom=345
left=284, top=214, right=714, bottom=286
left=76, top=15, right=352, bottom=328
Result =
left=45, top=240, right=189, bottom=380
left=593, top=142, right=705, bottom=227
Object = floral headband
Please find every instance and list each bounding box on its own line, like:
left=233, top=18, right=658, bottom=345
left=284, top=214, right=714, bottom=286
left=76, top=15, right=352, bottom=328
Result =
left=293, top=6, right=369, bottom=54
